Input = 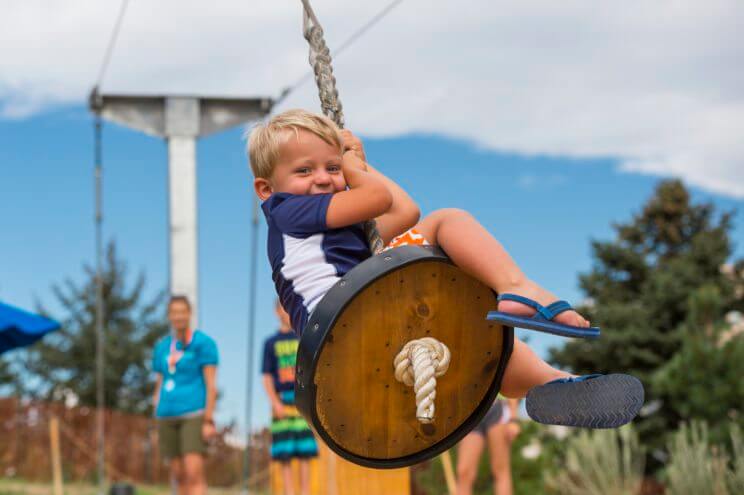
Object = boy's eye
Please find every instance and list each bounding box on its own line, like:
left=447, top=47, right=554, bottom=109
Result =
left=327, top=165, right=341, bottom=173
left=295, top=167, right=311, bottom=175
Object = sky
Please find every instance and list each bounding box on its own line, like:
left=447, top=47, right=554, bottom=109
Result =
left=1, top=0, right=743, bottom=434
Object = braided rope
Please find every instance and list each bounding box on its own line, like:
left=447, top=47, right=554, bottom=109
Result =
left=393, top=338, right=451, bottom=423
left=300, top=0, right=385, bottom=255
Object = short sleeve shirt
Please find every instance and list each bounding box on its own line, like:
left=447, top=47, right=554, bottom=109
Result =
left=261, top=331, right=300, bottom=405
left=261, top=192, right=370, bottom=335
left=152, top=330, right=219, bottom=418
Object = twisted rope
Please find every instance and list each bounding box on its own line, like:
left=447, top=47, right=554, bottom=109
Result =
left=393, top=338, right=451, bottom=423
left=300, top=0, right=385, bottom=255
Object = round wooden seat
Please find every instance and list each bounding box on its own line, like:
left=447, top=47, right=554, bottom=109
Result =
left=296, top=245, right=514, bottom=468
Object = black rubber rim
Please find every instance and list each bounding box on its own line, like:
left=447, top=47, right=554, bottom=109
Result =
left=295, top=245, right=514, bottom=469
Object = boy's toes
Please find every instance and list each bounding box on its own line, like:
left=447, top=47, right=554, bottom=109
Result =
left=575, top=313, right=590, bottom=328
left=561, top=311, right=588, bottom=328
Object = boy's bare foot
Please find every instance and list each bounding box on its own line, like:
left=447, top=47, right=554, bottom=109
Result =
left=496, top=279, right=590, bottom=327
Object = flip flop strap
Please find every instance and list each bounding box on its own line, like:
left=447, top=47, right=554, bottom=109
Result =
left=544, top=300, right=573, bottom=318
left=497, top=294, right=573, bottom=321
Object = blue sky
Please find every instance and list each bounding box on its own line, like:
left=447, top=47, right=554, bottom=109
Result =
left=1, top=105, right=742, bottom=433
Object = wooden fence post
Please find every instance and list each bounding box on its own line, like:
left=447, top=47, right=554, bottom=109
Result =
left=440, top=450, right=456, bottom=495
left=49, top=416, right=64, bottom=495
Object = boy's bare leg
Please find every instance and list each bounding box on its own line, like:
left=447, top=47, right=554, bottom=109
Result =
left=500, top=339, right=569, bottom=398
left=414, top=209, right=589, bottom=328
left=411, top=209, right=646, bottom=428
left=456, top=433, right=485, bottom=495
left=299, top=459, right=311, bottom=495
left=414, top=209, right=576, bottom=395
left=281, top=461, right=295, bottom=495
left=487, top=424, right=513, bottom=495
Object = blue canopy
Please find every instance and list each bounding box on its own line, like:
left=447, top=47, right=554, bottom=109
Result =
left=0, top=301, right=60, bottom=354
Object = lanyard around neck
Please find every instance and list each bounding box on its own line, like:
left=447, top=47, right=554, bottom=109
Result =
left=167, top=328, right=193, bottom=374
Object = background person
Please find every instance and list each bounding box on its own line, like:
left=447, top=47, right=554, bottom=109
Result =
left=262, top=300, right=318, bottom=495
left=152, top=295, right=219, bottom=495
left=456, top=398, right=521, bottom=495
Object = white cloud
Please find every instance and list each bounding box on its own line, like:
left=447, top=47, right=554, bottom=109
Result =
left=1, top=0, right=742, bottom=197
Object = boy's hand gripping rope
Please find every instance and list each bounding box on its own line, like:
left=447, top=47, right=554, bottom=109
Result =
left=300, top=0, right=385, bottom=255
left=393, top=338, right=451, bottom=423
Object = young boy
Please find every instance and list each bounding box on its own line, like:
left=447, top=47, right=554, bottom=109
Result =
left=261, top=300, right=318, bottom=495
left=249, top=109, right=643, bottom=428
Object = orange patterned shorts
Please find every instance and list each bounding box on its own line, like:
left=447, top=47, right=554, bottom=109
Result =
left=383, top=228, right=430, bottom=251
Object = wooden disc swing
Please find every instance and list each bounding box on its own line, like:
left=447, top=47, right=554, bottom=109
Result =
left=292, top=0, right=513, bottom=469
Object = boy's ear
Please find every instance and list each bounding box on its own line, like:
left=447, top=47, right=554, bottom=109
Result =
left=254, top=178, right=273, bottom=201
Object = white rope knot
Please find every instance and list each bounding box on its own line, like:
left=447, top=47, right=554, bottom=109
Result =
left=393, top=337, right=451, bottom=424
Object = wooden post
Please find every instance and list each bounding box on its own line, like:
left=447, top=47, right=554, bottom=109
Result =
left=440, top=450, right=456, bottom=495
left=49, top=416, right=64, bottom=495
left=271, top=442, right=410, bottom=495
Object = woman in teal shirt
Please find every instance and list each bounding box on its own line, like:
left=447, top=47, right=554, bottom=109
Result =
left=153, top=296, right=218, bottom=495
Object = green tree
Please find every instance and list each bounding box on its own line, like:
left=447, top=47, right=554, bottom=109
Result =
left=653, top=322, right=744, bottom=444
left=550, top=180, right=743, bottom=455
left=21, top=241, right=168, bottom=414
left=0, top=357, right=13, bottom=386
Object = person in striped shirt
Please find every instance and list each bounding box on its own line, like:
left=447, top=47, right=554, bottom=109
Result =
left=262, top=300, right=318, bottom=495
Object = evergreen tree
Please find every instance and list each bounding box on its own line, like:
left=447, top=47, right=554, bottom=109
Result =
left=0, top=357, right=12, bottom=386
left=21, top=241, right=168, bottom=414
left=550, top=180, right=743, bottom=455
left=653, top=285, right=744, bottom=445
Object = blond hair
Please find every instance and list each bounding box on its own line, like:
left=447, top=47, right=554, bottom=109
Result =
left=247, top=109, right=343, bottom=179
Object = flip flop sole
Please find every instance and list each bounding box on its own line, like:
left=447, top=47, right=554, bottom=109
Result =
left=526, top=374, right=644, bottom=429
left=486, top=311, right=600, bottom=339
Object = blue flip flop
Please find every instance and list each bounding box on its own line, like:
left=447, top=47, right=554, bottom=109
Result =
left=486, top=293, right=600, bottom=339
left=526, top=374, right=645, bottom=428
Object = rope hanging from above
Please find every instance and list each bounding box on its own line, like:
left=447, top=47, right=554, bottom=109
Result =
left=393, top=337, right=451, bottom=423
left=300, top=0, right=385, bottom=255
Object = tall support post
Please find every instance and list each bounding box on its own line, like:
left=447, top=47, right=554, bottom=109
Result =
left=91, top=93, right=273, bottom=329
left=165, top=98, right=200, bottom=324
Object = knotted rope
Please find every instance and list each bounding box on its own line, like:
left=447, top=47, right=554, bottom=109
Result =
left=393, top=338, right=451, bottom=423
left=300, top=0, right=385, bottom=255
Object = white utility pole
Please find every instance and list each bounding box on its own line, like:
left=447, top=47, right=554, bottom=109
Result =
left=90, top=93, right=272, bottom=326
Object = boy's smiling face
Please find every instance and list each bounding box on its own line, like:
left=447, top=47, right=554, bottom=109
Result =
left=254, top=129, right=347, bottom=200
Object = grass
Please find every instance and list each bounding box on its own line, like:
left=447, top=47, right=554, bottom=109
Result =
left=0, top=479, right=269, bottom=495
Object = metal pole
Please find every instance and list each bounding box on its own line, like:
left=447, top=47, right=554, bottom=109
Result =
left=242, top=196, right=260, bottom=494
left=94, top=111, right=106, bottom=494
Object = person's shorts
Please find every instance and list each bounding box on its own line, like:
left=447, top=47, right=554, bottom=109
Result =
left=270, top=404, right=318, bottom=462
left=471, top=400, right=510, bottom=436
left=383, top=228, right=430, bottom=251
left=158, top=415, right=206, bottom=459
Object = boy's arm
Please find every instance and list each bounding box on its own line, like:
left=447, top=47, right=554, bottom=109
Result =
left=339, top=130, right=419, bottom=244
left=262, top=373, right=286, bottom=419
left=365, top=162, right=420, bottom=245
left=326, top=152, right=393, bottom=229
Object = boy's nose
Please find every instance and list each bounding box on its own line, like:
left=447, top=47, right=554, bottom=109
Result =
left=314, top=170, right=332, bottom=185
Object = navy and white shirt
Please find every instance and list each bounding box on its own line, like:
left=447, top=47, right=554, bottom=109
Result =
left=262, top=192, right=370, bottom=335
